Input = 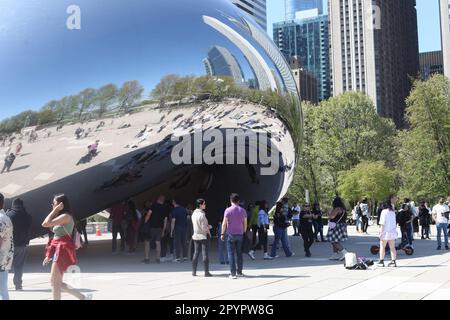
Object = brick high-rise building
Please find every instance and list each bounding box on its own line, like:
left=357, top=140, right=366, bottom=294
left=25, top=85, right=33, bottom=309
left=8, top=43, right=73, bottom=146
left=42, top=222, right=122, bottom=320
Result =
left=329, top=0, right=420, bottom=127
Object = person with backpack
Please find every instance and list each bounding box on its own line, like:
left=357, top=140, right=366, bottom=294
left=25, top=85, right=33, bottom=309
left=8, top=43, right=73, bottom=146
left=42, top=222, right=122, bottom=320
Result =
left=42, top=194, right=92, bottom=300
left=6, top=198, right=32, bottom=291
left=270, top=202, right=295, bottom=259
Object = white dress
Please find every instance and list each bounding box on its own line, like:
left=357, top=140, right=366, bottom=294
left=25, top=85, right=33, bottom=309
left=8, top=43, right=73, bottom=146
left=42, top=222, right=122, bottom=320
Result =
left=379, top=209, right=397, bottom=241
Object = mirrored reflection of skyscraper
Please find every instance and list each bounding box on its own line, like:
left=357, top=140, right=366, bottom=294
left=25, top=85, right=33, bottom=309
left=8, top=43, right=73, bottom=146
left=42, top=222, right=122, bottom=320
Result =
left=273, top=11, right=330, bottom=101
left=203, top=15, right=277, bottom=91
left=203, top=46, right=245, bottom=86
left=440, top=0, right=450, bottom=77
left=286, top=0, right=323, bottom=20
left=231, top=0, right=267, bottom=31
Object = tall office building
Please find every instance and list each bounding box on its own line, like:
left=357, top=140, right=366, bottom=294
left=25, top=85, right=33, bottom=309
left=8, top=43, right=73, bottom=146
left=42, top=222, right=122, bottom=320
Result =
left=273, top=12, right=330, bottom=101
left=419, top=51, right=444, bottom=79
left=329, top=0, right=419, bottom=127
left=231, top=0, right=267, bottom=30
left=286, top=0, right=323, bottom=20
left=440, top=0, right=450, bottom=77
left=203, top=46, right=245, bottom=86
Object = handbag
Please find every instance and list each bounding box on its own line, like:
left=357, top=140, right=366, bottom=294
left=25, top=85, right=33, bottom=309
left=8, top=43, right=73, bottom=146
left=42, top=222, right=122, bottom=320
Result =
left=328, top=208, right=344, bottom=230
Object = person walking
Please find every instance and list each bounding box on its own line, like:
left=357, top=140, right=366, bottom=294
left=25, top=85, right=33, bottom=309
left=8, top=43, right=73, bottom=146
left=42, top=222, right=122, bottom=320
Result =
left=75, top=219, right=88, bottom=247
left=418, top=201, right=431, bottom=240
left=191, top=199, right=212, bottom=277
left=354, top=202, right=362, bottom=233
left=6, top=198, right=32, bottom=291
left=221, top=194, right=248, bottom=279
left=376, top=196, right=398, bottom=267
left=143, top=195, right=169, bottom=263
left=1, top=153, right=16, bottom=174
left=108, top=201, right=127, bottom=253
left=42, top=194, right=92, bottom=300
left=249, top=201, right=260, bottom=248
left=299, top=203, right=314, bottom=257
left=170, top=199, right=188, bottom=262
left=432, top=197, right=450, bottom=250
left=397, top=204, right=413, bottom=248
left=15, top=143, right=22, bottom=156
left=249, top=200, right=272, bottom=260
left=270, top=202, right=295, bottom=259
left=360, top=198, right=369, bottom=234
left=312, top=202, right=325, bottom=242
left=125, top=200, right=139, bottom=254
left=327, top=195, right=349, bottom=261
left=291, top=203, right=301, bottom=236
left=217, top=207, right=229, bottom=264
left=0, top=193, right=13, bottom=300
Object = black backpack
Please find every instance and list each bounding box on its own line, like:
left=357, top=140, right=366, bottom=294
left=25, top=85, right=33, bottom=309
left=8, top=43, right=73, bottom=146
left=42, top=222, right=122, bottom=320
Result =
left=356, top=205, right=363, bottom=217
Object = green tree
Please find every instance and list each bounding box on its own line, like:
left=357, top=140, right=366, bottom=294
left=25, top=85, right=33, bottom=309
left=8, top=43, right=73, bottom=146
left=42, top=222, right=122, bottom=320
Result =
left=396, top=74, right=450, bottom=200
left=337, top=161, right=396, bottom=204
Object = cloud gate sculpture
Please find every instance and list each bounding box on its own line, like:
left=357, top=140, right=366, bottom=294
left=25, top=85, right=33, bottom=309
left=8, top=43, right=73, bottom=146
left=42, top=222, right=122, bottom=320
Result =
left=0, top=0, right=302, bottom=238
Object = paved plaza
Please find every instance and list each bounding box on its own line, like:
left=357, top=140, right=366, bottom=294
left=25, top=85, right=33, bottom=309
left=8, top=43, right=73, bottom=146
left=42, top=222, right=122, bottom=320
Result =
left=7, top=225, right=450, bottom=300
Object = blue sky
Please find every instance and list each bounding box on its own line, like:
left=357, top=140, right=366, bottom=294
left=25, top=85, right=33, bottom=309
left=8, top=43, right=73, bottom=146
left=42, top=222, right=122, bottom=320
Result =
left=267, top=0, right=442, bottom=52
left=0, top=0, right=443, bottom=121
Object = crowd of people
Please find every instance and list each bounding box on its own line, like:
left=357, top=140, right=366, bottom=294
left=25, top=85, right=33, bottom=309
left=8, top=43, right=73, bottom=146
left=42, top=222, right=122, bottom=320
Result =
left=1, top=190, right=449, bottom=300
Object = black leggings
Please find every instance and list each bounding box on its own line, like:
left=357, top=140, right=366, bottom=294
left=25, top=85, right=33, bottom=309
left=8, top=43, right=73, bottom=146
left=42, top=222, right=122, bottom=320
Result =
left=362, top=216, right=369, bottom=232
left=300, top=226, right=314, bottom=252
left=252, top=226, right=268, bottom=253
left=421, top=225, right=430, bottom=238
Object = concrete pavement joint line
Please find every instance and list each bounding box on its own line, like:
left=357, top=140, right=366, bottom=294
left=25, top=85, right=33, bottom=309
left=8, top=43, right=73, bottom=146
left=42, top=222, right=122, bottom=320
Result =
left=208, top=277, right=298, bottom=300
left=159, top=292, right=187, bottom=299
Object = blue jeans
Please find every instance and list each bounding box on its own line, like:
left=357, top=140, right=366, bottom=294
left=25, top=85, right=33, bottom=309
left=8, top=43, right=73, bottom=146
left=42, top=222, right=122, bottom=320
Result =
left=227, top=235, right=243, bottom=276
left=437, top=223, right=449, bottom=248
left=355, top=216, right=362, bottom=231
left=218, top=231, right=229, bottom=263
left=0, top=271, right=9, bottom=300
left=270, top=226, right=292, bottom=257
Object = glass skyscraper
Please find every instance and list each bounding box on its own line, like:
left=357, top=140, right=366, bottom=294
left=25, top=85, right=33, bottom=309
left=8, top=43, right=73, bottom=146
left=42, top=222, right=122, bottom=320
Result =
left=286, top=0, right=323, bottom=20
left=273, top=13, right=330, bottom=101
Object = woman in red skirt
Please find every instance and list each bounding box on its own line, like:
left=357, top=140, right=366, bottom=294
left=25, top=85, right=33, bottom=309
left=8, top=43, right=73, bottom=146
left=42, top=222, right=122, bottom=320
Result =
left=42, top=194, right=92, bottom=300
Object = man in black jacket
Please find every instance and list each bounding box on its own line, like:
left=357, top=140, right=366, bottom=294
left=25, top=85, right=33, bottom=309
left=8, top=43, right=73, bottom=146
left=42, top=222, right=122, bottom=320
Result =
left=6, top=198, right=32, bottom=291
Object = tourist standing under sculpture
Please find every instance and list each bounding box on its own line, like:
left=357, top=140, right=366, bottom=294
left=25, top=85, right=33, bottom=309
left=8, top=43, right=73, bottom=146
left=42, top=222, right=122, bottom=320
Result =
left=221, top=194, right=248, bottom=279
left=191, top=199, right=212, bottom=277
left=6, top=198, right=32, bottom=291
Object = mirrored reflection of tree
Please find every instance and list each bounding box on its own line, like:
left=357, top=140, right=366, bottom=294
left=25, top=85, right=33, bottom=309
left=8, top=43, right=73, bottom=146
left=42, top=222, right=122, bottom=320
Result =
left=118, top=80, right=144, bottom=113
left=150, top=74, right=180, bottom=107
left=78, top=88, right=96, bottom=120
left=96, top=84, right=118, bottom=117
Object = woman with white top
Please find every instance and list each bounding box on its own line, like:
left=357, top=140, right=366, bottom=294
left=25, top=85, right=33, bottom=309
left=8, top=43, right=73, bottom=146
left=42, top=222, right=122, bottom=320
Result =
left=377, top=195, right=398, bottom=267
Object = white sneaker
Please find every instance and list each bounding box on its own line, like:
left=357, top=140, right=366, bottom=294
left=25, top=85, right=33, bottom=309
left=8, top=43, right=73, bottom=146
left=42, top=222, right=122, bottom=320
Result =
left=329, top=253, right=340, bottom=260
left=338, top=250, right=348, bottom=261
left=229, top=275, right=237, bottom=279
left=248, top=250, right=256, bottom=260
left=83, top=293, right=93, bottom=300
left=264, top=253, right=273, bottom=260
